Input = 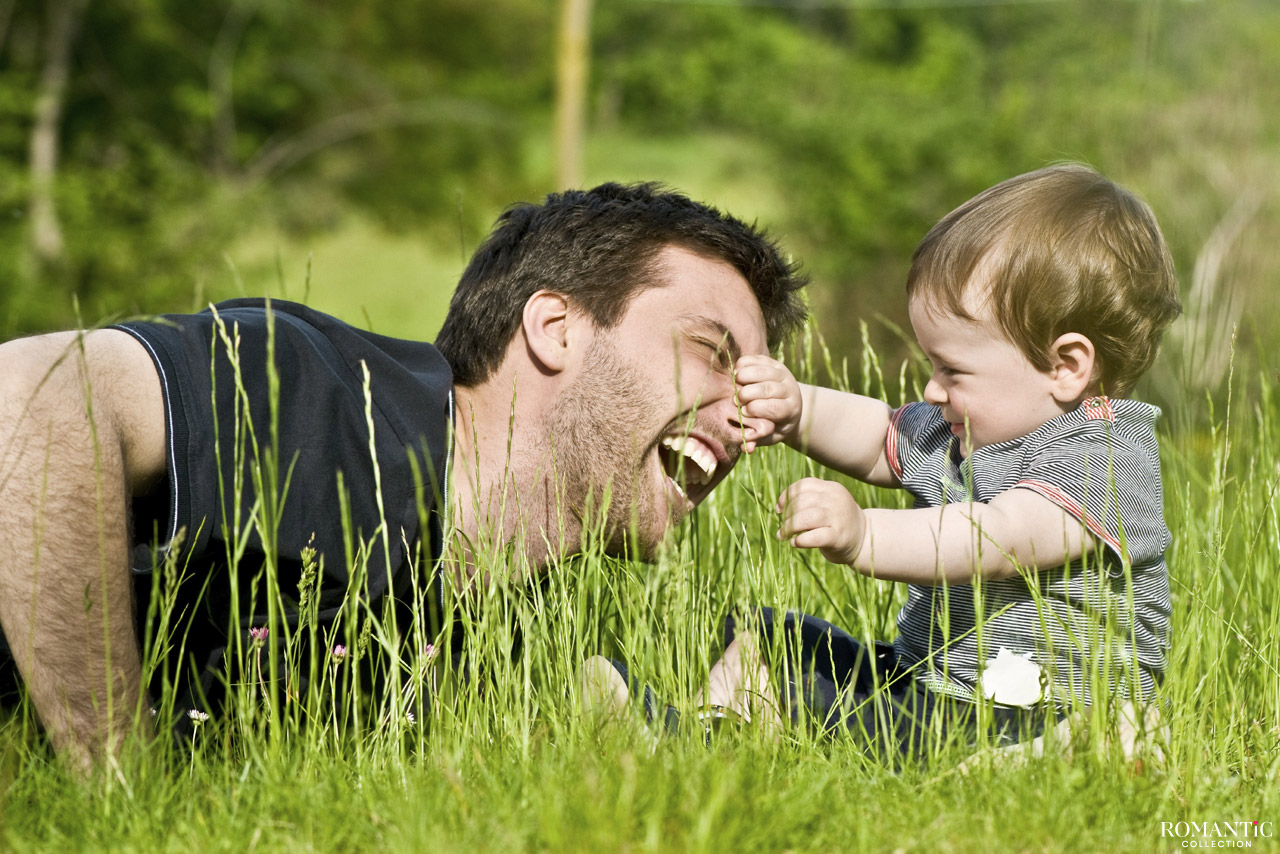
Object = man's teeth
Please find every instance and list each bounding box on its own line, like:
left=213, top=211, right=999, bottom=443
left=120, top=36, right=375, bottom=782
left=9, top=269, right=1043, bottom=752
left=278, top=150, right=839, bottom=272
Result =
left=660, top=435, right=717, bottom=487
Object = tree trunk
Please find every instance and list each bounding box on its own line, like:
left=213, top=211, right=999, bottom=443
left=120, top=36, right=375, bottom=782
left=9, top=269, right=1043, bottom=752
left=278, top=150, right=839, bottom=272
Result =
left=0, top=0, right=17, bottom=56
left=209, top=0, right=260, bottom=174
left=553, top=0, right=592, bottom=190
left=29, top=0, right=89, bottom=267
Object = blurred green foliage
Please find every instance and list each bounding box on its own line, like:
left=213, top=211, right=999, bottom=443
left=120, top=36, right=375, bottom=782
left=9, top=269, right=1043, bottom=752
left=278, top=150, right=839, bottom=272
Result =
left=2, top=0, right=1277, bottom=401
left=0, top=0, right=545, bottom=332
left=599, top=0, right=1279, bottom=378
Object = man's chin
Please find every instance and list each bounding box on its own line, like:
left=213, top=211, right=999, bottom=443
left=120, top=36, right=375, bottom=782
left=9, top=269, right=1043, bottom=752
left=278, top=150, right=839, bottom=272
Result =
left=583, top=477, right=685, bottom=561
left=597, top=517, right=674, bottom=563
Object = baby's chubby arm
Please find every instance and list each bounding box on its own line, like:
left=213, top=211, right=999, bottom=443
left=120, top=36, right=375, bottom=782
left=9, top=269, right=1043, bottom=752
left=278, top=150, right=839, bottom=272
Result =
left=734, top=355, right=898, bottom=487
left=777, top=479, right=1098, bottom=584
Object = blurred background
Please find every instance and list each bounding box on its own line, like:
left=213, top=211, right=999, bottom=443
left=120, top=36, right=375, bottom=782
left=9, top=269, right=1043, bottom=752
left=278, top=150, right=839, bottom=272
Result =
left=1, top=0, right=1275, bottom=414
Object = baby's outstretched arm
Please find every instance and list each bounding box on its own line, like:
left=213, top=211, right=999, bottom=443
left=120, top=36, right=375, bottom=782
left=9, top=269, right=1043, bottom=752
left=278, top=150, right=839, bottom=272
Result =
left=779, top=480, right=1099, bottom=584
left=775, top=478, right=866, bottom=565
left=735, top=355, right=897, bottom=487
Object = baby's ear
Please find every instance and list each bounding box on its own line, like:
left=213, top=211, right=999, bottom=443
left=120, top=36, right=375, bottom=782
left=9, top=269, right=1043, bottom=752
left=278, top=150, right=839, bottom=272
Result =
left=1048, top=332, right=1097, bottom=403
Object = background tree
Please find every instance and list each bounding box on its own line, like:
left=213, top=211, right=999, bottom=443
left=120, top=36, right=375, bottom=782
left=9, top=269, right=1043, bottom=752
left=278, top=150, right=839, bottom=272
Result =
left=0, top=0, right=1275, bottom=413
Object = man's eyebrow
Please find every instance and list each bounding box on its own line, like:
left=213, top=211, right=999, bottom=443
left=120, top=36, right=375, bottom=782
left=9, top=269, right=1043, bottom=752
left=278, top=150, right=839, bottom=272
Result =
left=679, top=315, right=741, bottom=365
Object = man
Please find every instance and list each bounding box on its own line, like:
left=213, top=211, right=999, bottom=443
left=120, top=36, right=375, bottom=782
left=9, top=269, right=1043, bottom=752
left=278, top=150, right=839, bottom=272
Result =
left=0, top=182, right=807, bottom=770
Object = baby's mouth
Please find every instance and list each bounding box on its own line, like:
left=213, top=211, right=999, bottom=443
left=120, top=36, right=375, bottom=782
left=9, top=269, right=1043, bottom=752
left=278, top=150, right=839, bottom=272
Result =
left=658, top=433, right=719, bottom=501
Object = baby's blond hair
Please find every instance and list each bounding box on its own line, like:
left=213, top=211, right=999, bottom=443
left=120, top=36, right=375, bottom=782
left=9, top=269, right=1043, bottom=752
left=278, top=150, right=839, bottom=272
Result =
left=907, top=164, right=1181, bottom=397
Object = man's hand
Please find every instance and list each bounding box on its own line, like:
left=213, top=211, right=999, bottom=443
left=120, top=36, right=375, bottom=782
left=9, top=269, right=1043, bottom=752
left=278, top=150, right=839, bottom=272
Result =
left=734, top=355, right=803, bottom=453
left=776, top=477, right=866, bottom=566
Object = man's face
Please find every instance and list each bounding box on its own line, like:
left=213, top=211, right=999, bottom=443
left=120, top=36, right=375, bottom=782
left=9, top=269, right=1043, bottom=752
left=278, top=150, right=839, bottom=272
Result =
left=550, top=245, right=769, bottom=558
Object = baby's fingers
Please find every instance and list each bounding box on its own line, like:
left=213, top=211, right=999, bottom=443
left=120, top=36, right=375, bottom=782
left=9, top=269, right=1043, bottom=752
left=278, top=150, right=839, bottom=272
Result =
left=738, top=415, right=776, bottom=453
left=788, top=528, right=840, bottom=551
left=775, top=477, right=835, bottom=512
left=735, top=362, right=795, bottom=395
left=777, top=504, right=832, bottom=542
left=735, top=378, right=791, bottom=405
left=733, top=354, right=784, bottom=376
left=739, top=395, right=796, bottom=426
left=739, top=413, right=774, bottom=433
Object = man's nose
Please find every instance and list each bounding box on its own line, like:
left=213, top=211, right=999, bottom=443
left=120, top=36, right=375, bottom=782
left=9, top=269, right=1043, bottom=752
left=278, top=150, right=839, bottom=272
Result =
left=716, top=394, right=752, bottom=451
left=725, top=397, right=746, bottom=432
left=923, top=377, right=947, bottom=407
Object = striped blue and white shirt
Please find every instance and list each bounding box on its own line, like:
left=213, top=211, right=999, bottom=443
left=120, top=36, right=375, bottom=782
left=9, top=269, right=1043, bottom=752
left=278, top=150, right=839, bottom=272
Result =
left=885, top=397, right=1171, bottom=706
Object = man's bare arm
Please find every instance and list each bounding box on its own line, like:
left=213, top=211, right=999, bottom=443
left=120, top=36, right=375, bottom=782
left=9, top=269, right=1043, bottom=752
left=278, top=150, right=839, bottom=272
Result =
left=0, top=330, right=165, bottom=771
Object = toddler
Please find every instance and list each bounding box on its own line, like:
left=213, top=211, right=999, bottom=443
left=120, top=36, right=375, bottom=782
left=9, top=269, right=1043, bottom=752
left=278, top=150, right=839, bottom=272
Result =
left=734, top=164, right=1181, bottom=742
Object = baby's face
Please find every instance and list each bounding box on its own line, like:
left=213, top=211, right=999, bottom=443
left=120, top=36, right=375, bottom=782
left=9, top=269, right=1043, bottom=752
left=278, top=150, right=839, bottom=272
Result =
left=908, top=292, right=1068, bottom=457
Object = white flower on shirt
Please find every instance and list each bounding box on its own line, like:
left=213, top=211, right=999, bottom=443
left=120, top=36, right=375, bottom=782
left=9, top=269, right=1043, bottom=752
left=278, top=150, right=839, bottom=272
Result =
left=981, top=647, right=1043, bottom=707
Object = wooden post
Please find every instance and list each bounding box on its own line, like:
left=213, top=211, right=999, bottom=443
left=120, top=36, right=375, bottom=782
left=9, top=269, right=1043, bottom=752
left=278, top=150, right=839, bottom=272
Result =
left=29, top=0, right=89, bottom=267
left=554, top=0, right=592, bottom=190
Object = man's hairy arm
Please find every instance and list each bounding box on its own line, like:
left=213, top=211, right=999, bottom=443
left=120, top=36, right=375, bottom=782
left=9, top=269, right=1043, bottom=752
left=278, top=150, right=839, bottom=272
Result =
left=0, top=330, right=165, bottom=771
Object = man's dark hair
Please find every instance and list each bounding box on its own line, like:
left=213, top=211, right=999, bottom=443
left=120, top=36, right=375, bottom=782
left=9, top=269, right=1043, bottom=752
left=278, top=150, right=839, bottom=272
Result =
left=436, top=182, right=809, bottom=386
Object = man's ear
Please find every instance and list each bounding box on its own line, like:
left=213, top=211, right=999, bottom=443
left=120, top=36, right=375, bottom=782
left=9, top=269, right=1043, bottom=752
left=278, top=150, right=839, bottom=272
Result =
left=522, top=290, right=577, bottom=374
left=1048, top=332, right=1097, bottom=403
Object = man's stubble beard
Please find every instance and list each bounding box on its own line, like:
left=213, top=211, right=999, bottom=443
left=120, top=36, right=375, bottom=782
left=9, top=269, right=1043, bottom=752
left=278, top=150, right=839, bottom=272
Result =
left=542, top=339, right=667, bottom=561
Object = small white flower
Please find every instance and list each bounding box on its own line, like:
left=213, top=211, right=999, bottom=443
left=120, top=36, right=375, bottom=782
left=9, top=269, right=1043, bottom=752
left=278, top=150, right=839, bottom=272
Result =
left=980, top=647, right=1043, bottom=707
left=188, top=709, right=210, bottom=724
left=406, top=711, right=416, bottom=724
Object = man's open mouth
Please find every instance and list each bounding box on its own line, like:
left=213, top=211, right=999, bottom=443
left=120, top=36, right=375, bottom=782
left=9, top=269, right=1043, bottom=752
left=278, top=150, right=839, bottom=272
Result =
left=658, top=434, right=719, bottom=501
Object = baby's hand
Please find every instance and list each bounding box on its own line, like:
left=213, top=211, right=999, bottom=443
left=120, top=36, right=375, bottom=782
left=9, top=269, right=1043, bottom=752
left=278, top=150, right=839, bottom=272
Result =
left=734, top=354, right=802, bottom=453
left=776, top=478, right=866, bottom=566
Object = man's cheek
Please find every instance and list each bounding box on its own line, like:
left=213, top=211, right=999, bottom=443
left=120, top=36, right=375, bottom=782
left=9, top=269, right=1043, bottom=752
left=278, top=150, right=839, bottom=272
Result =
left=670, top=381, right=697, bottom=416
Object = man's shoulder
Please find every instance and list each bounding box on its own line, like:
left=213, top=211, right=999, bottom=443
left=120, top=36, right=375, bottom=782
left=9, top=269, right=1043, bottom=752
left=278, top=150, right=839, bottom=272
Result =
left=115, top=299, right=454, bottom=577
left=113, top=297, right=454, bottom=466
left=117, top=298, right=452, bottom=389
left=218, top=300, right=455, bottom=444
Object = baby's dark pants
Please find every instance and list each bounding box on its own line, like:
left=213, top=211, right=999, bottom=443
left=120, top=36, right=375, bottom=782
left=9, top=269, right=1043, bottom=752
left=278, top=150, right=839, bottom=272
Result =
left=727, top=608, right=1056, bottom=759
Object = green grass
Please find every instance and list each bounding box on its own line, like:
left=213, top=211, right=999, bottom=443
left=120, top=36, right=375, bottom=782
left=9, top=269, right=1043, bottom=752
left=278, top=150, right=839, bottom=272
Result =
left=0, top=742, right=1221, bottom=852
left=0, top=320, right=1277, bottom=853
